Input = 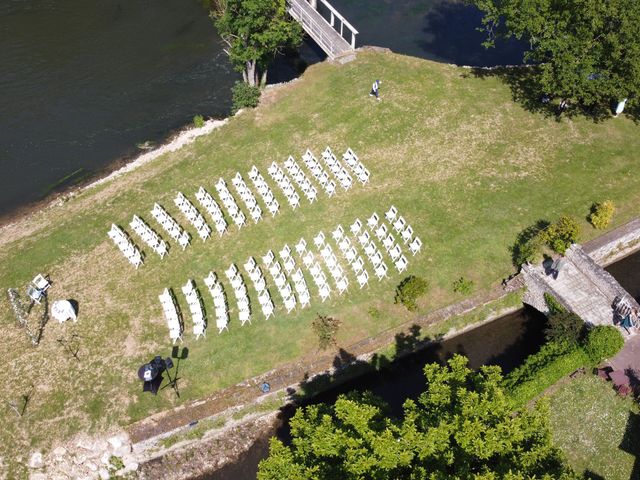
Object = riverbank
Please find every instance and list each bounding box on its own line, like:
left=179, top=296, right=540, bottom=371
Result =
left=2, top=50, right=640, bottom=478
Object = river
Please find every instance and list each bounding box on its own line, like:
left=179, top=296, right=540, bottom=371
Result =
left=0, top=0, right=524, bottom=221
left=202, top=248, right=640, bottom=480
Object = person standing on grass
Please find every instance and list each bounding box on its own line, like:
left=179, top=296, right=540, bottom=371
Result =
left=369, top=79, right=381, bottom=101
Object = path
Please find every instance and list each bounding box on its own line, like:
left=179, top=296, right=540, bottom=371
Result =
left=522, top=244, right=639, bottom=329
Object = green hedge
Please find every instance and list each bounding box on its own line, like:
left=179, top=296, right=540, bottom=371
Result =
left=508, top=347, right=590, bottom=407
left=505, top=326, right=624, bottom=407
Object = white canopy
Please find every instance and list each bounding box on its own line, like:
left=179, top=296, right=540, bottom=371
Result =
left=51, top=300, right=77, bottom=323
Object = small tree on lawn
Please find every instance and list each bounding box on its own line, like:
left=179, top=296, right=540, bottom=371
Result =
left=212, top=0, right=303, bottom=87
left=312, top=314, right=342, bottom=351
left=394, top=275, right=429, bottom=311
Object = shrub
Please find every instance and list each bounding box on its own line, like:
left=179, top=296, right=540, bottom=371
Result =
left=542, top=215, right=580, bottom=254
left=231, top=81, right=261, bottom=114
left=583, top=325, right=624, bottom=363
left=504, top=340, right=577, bottom=391
left=452, top=277, right=474, bottom=295
left=543, top=292, right=566, bottom=315
left=545, top=311, right=585, bottom=345
left=394, top=276, right=429, bottom=311
left=192, top=114, right=205, bottom=128
left=588, top=200, right=615, bottom=229
left=312, top=315, right=342, bottom=350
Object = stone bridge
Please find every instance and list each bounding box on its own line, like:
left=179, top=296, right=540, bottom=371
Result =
left=522, top=243, right=639, bottom=332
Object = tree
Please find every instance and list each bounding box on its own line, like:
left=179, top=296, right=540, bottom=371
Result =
left=471, top=0, right=640, bottom=110
left=258, top=355, right=577, bottom=479
left=212, top=0, right=303, bottom=87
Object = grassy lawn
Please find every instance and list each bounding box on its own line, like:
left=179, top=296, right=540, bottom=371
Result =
left=1, top=50, right=640, bottom=474
left=548, top=375, right=640, bottom=480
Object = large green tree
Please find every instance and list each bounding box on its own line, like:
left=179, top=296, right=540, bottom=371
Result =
left=212, top=0, right=303, bottom=87
left=470, top=0, right=640, bottom=109
left=258, top=355, right=577, bottom=479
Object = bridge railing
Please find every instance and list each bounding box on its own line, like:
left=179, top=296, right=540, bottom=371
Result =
left=316, top=0, right=358, bottom=49
left=288, top=1, right=342, bottom=57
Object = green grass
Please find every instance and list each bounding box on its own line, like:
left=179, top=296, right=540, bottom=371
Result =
left=548, top=375, right=640, bottom=480
left=1, top=50, right=640, bottom=475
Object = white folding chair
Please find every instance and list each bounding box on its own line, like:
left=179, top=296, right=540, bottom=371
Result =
left=319, top=284, right=331, bottom=302
left=393, top=216, right=407, bottom=234
left=302, top=251, right=314, bottom=268
left=358, top=230, right=370, bottom=246
left=357, top=270, right=369, bottom=288
left=295, top=238, right=307, bottom=256
left=395, top=255, right=408, bottom=273
left=409, top=237, right=422, bottom=256
left=350, top=219, right=362, bottom=236
left=367, top=213, right=379, bottom=230
left=375, top=262, right=388, bottom=280
left=389, top=244, right=402, bottom=262
left=383, top=234, right=395, bottom=252
left=385, top=206, right=398, bottom=223
left=262, top=250, right=275, bottom=266
left=401, top=225, right=414, bottom=244
left=336, top=277, right=349, bottom=295
left=313, top=231, right=326, bottom=249
left=332, top=225, right=344, bottom=242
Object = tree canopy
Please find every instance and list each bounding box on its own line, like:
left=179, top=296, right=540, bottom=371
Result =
left=470, top=0, right=640, bottom=109
left=258, top=355, right=577, bottom=479
left=212, top=0, right=303, bottom=86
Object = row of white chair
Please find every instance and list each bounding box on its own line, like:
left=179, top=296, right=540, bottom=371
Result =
left=175, top=192, right=211, bottom=241
left=332, top=226, right=370, bottom=288
left=268, top=162, right=301, bottom=209
left=108, top=224, right=143, bottom=268
left=263, top=253, right=297, bottom=313
left=278, top=246, right=311, bottom=307
left=283, top=156, right=317, bottom=203
left=383, top=206, right=422, bottom=255
left=301, top=149, right=337, bottom=197
left=151, top=203, right=190, bottom=250
left=130, top=215, right=168, bottom=258
left=204, top=272, right=230, bottom=333
left=215, top=178, right=247, bottom=228
left=248, top=166, right=280, bottom=217
left=181, top=279, right=207, bottom=339
left=224, top=264, right=251, bottom=325
left=196, top=186, right=228, bottom=236
left=159, top=288, right=183, bottom=343
left=319, top=242, right=349, bottom=294
left=243, top=256, right=275, bottom=319
left=232, top=172, right=262, bottom=223
left=342, top=147, right=370, bottom=185
left=322, top=146, right=353, bottom=190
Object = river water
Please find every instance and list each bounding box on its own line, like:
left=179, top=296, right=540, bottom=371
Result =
left=0, top=0, right=524, bottom=220
left=203, top=249, right=640, bottom=480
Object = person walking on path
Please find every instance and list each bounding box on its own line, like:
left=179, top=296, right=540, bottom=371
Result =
left=369, top=79, right=381, bottom=101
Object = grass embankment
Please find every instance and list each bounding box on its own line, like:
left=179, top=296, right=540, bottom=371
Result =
left=1, top=50, right=639, bottom=474
left=548, top=375, right=640, bottom=480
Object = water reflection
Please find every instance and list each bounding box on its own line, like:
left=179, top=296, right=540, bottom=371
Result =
left=331, top=0, right=527, bottom=66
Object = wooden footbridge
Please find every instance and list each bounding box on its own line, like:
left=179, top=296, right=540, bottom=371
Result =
left=287, top=0, right=358, bottom=59
left=521, top=244, right=639, bottom=334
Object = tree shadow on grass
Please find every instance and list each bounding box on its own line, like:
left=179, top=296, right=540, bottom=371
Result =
left=619, top=411, right=640, bottom=480
left=291, top=324, right=443, bottom=403
left=465, top=67, right=627, bottom=123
